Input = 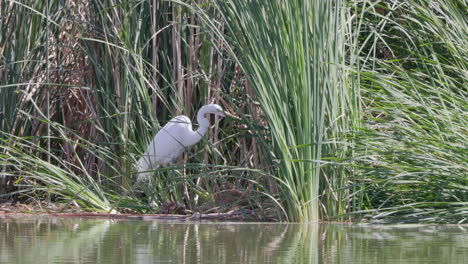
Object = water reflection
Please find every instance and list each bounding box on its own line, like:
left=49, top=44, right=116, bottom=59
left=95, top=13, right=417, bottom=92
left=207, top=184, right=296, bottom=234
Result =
left=0, top=217, right=466, bottom=264
left=319, top=224, right=468, bottom=264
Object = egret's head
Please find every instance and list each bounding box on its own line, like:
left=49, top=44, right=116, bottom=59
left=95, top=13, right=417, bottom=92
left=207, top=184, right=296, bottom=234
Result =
left=201, top=104, right=225, bottom=117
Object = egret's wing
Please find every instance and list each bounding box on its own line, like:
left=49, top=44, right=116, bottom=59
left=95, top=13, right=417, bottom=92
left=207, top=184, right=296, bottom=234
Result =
left=137, top=115, right=191, bottom=173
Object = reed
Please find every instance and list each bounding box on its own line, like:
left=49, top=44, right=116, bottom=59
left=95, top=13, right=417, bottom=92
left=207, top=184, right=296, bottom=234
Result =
left=183, top=0, right=360, bottom=221
left=1, top=0, right=275, bottom=215
left=1, top=0, right=466, bottom=223
left=350, top=0, right=468, bottom=223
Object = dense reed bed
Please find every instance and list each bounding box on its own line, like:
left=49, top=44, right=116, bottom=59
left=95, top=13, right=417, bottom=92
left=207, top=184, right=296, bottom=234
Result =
left=351, top=0, right=467, bottom=223
left=1, top=0, right=466, bottom=223
left=185, top=0, right=360, bottom=221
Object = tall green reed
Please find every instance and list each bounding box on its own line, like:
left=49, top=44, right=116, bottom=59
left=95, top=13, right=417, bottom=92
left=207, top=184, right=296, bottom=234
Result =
left=183, top=0, right=360, bottom=221
left=1, top=0, right=65, bottom=194
left=351, top=0, right=467, bottom=223
left=1, top=0, right=274, bottom=214
left=4, top=0, right=464, bottom=223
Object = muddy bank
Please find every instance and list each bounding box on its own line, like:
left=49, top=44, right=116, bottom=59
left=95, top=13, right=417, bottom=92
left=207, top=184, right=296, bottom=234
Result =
left=0, top=201, right=276, bottom=221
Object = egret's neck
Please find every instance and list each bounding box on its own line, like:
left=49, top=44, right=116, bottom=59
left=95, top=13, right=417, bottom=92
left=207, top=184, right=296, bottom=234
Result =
left=196, top=111, right=209, bottom=137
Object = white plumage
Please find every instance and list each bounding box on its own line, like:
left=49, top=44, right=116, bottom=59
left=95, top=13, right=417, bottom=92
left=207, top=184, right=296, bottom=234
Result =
left=136, top=104, right=225, bottom=181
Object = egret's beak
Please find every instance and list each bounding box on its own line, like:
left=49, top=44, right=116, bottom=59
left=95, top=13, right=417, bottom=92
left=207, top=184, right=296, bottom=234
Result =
left=223, top=111, right=240, bottom=120
left=217, top=111, right=226, bottom=117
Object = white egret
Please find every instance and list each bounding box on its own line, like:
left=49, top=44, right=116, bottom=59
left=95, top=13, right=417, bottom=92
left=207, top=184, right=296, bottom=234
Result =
left=136, top=104, right=227, bottom=181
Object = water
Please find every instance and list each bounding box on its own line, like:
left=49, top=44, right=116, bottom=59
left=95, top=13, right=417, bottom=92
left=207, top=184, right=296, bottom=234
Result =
left=0, top=216, right=467, bottom=264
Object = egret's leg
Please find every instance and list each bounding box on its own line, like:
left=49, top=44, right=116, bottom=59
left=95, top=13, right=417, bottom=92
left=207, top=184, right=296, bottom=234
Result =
left=182, top=162, right=190, bottom=206
left=170, top=162, right=177, bottom=202
left=148, top=168, right=162, bottom=211
left=147, top=173, right=154, bottom=210
left=171, top=161, right=190, bottom=206
left=170, top=162, right=175, bottom=178
left=137, top=167, right=156, bottom=212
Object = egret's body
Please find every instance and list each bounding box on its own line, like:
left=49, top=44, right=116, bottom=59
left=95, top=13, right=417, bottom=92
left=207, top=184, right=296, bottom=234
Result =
left=136, top=104, right=225, bottom=181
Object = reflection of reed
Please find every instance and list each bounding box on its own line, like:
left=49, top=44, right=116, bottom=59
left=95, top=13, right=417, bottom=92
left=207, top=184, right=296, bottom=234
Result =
left=184, top=223, right=319, bottom=264
left=277, top=224, right=319, bottom=264
left=0, top=218, right=113, bottom=264
left=263, top=223, right=289, bottom=253
left=7, top=219, right=467, bottom=264
left=131, top=222, right=320, bottom=263
left=319, top=224, right=468, bottom=264
left=0, top=219, right=325, bottom=264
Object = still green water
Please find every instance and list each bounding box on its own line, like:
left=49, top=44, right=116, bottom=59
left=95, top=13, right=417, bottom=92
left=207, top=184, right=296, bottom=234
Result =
left=0, top=217, right=466, bottom=264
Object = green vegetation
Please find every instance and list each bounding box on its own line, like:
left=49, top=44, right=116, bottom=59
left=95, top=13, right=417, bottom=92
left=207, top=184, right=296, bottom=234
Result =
left=185, top=0, right=359, bottom=221
left=1, top=0, right=466, bottom=223
left=351, top=0, right=467, bottom=223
